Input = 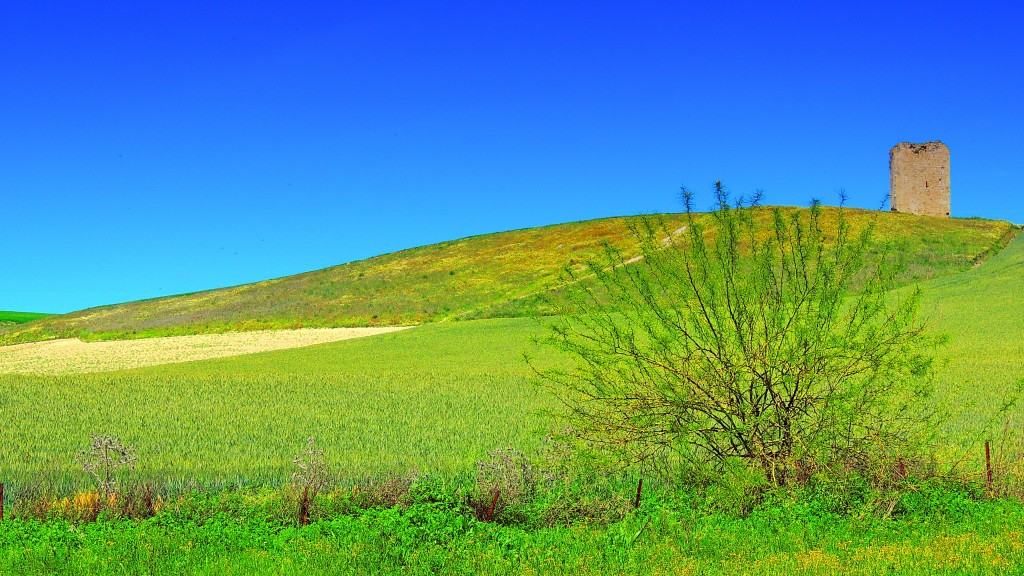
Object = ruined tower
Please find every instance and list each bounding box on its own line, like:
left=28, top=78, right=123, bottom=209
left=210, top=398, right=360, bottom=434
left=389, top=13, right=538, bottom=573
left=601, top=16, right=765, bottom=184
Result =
left=889, top=141, right=950, bottom=217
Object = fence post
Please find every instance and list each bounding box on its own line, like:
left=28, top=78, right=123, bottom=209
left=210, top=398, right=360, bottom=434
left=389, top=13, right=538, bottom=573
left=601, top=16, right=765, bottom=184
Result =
left=487, top=490, right=500, bottom=521
left=634, top=478, right=644, bottom=509
left=1, top=482, right=4, bottom=521
left=985, top=441, right=993, bottom=493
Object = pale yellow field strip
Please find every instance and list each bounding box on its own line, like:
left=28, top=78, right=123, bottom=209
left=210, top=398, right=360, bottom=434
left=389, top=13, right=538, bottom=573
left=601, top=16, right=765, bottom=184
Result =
left=0, top=327, right=410, bottom=375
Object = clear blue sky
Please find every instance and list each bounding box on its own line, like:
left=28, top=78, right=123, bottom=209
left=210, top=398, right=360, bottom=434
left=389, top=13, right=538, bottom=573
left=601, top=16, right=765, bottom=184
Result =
left=3, top=2, right=1022, bottom=313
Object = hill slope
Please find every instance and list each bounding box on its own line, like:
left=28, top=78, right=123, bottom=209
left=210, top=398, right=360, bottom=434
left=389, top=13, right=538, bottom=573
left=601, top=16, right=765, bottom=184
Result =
left=1, top=234, right=1022, bottom=483
left=922, top=229, right=1024, bottom=442
left=1, top=208, right=1018, bottom=344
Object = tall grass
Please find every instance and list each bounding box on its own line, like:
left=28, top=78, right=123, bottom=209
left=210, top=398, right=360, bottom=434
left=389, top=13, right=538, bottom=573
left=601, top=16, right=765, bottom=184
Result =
left=0, top=319, right=561, bottom=496
left=922, top=232, right=1024, bottom=475
left=0, top=221, right=1022, bottom=574
left=0, top=226, right=1020, bottom=501
left=2, top=483, right=1024, bottom=574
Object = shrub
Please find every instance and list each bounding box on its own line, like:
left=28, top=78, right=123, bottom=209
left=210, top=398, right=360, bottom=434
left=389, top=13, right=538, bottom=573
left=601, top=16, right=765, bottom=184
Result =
left=77, top=435, right=137, bottom=505
left=538, top=184, right=942, bottom=486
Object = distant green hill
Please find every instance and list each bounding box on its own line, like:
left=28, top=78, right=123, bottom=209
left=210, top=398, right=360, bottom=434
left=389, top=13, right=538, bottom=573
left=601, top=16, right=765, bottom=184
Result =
left=0, top=311, right=52, bottom=325
left=0, top=208, right=1018, bottom=345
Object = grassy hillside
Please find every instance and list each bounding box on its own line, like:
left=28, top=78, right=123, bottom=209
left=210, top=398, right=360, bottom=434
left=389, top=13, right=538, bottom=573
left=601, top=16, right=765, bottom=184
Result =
left=922, top=229, right=1024, bottom=447
left=0, top=208, right=1017, bottom=345
left=1, top=219, right=1023, bottom=576
left=1, top=234, right=1022, bottom=489
left=0, top=311, right=52, bottom=325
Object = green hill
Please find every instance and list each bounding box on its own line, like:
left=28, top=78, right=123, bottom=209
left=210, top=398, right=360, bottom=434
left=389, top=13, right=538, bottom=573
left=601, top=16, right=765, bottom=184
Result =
left=0, top=208, right=1018, bottom=345
left=1, top=232, right=1021, bottom=485
left=921, top=227, right=1024, bottom=443
left=0, top=311, right=52, bottom=325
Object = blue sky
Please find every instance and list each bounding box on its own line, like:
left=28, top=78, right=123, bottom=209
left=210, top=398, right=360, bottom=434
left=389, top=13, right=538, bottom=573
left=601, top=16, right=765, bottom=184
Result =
left=3, top=2, right=1022, bottom=313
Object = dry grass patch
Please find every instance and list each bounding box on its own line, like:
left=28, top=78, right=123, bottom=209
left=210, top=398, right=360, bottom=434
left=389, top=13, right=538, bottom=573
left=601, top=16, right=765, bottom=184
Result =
left=0, top=327, right=409, bottom=375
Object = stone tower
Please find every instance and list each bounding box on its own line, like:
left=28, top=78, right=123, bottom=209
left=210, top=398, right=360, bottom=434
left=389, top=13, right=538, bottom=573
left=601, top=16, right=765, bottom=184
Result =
left=889, top=141, right=950, bottom=217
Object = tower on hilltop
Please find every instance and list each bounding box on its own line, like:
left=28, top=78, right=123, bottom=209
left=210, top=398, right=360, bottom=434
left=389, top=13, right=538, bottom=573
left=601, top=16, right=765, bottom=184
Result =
left=889, top=141, right=950, bottom=217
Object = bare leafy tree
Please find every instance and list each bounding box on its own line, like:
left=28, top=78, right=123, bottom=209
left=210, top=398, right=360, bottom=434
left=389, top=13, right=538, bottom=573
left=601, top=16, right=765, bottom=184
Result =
left=537, top=183, right=940, bottom=485
left=78, top=434, right=137, bottom=500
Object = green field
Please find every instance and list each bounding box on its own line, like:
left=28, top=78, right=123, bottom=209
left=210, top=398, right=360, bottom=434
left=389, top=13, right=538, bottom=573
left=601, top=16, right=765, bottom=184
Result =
left=0, top=319, right=558, bottom=488
left=0, top=208, right=1015, bottom=345
left=922, top=229, right=1024, bottom=452
left=1, top=212, right=1023, bottom=574
left=1, top=229, right=1022, bottom=488
left=0, top=311, right=51, bottom=324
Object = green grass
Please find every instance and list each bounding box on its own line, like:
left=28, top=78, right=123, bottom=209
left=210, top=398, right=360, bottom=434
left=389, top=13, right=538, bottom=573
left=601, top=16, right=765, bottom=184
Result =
left=0, top=214, right=1022, bottom=574
left=1, top=234, right=1022, bottom=494
left=0, top=311, right=52, bottom=324
left=3, top=485, right=1024, bottom=574
left=0, top=318, right=561, bottom=491
left=920, top=228, right=1024, bottom=456
left=0, top=208, right=1015, bottom=345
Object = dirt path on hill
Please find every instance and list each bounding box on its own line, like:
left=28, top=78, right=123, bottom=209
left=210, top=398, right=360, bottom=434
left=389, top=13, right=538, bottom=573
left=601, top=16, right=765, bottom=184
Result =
left=0, top=327, right=410, bottom=375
